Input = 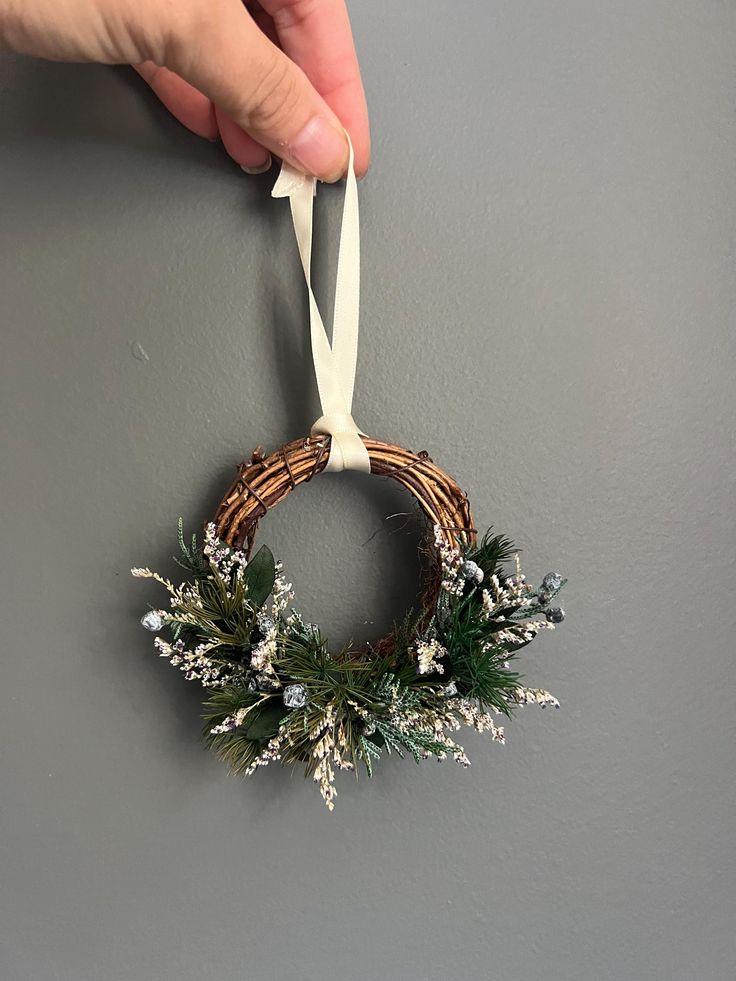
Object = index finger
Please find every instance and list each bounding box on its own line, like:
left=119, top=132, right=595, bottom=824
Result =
left=258, top=0, right=371, bottom=176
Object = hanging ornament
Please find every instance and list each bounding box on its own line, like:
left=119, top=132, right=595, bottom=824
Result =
left=283, top=684, right=308, bottom=709
left=545, top=607, right=566, bottom=624
left=541, top=572, right=564, bottom=593
left=132, top=138, right=567, bottom=809
left=462, top=559, right=484, bottom=583
left=140, top=610, right=165, bottom=632
left=257, top=616, right=275, bottom=635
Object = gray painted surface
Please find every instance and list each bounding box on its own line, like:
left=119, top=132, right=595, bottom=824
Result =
left=1, top=2, right=734, bottom=979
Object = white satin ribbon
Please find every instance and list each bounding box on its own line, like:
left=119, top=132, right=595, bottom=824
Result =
left=272, top=137, right=370, bottom=474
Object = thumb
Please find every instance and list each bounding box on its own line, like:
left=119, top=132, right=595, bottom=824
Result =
left=162, top=0, right=349, bottom=181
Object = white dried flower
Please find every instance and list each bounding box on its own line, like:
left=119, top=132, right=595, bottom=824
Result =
left=201, top=523, right=249, bottom=582
left=311, top=704, right=338, bottom=809
left=250, top=625, right=278, bottom=676
left=153, top=637, right=242, bottom=687
left=452, top=699, right=505, bottom=742
left=510, top=687, right=560, bottom=709
left=245, top=729, right=288, bottom=776
left=414, top=638, right=447, bottom=675
left=433, top=525, right=464, bottom=596
left=271, top=561, right=294, bottom=615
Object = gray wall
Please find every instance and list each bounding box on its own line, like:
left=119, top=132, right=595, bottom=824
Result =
left=1, top=2, right=734, bottom=979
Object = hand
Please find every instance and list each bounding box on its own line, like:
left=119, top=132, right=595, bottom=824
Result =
left=0, top=0, right=369, bottom=180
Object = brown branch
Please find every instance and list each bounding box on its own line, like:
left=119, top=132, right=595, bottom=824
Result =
left=213, top=434, right=477, bottom=655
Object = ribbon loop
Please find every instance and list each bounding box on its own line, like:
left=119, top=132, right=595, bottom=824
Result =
left=272, top=136, right=370, bottom=474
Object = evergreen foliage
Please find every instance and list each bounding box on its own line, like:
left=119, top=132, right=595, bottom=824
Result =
left=133, top=519, right=565, bottom=808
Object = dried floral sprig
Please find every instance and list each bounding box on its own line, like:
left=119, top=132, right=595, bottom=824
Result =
left=133, top=520, right=566, bottom=808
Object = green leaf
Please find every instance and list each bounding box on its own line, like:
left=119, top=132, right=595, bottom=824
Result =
left=243, top=702, right=286, bottom=741
left=470, top=529, right=516, bottom=576
left=245, top=545, right=276, bottom=608
left=359, top=736, right=382, bottom=777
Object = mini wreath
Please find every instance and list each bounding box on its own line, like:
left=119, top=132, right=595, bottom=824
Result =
left=133, top=434, right=566, bottom=809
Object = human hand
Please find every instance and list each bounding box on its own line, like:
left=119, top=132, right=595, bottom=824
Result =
left=0, top=0, right=369, bottom=180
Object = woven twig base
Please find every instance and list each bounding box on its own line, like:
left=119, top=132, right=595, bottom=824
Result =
left=215, top=435, right=475, bottom=555
left=214, top=435, right=476, bottom=654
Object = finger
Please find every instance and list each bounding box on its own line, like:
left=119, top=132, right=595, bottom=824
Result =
left=163, top=0, right=349, bottom=182
left=244, top=1, right=281, bottom=48
left=215, top=106, right=272, bottom=173
left=260, top=0, right=370, bottom=176
left=134, top=63, right=218, bottom=140
left=217, top=3, right=275, bottom=172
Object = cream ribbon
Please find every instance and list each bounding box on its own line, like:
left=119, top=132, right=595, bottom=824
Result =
left=272, top=137, right=370, bottom=473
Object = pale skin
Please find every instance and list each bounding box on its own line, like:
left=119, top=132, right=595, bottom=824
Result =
left=0, top=0, right=370, bottom=180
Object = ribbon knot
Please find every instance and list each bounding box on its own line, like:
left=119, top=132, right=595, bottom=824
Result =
left=311, top=412, right=367, bottom=472
left=272, top=137, right=370, bottom=474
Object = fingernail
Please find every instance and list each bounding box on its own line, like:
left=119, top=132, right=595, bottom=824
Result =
left=241, top=154, right=272, bottom=175
left=289, top=117, right=348, bottom=182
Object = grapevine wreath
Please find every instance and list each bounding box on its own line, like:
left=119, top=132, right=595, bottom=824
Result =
left=133, top=142, right=566, bottom=810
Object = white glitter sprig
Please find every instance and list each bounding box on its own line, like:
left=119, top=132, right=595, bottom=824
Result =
left=509, top=687, right=560, bottom=709
left=414, top=638, right=447, bottom=675
left=153, top=636, right=244, bottom=687
left=433, top=525, right=464, bottom=596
